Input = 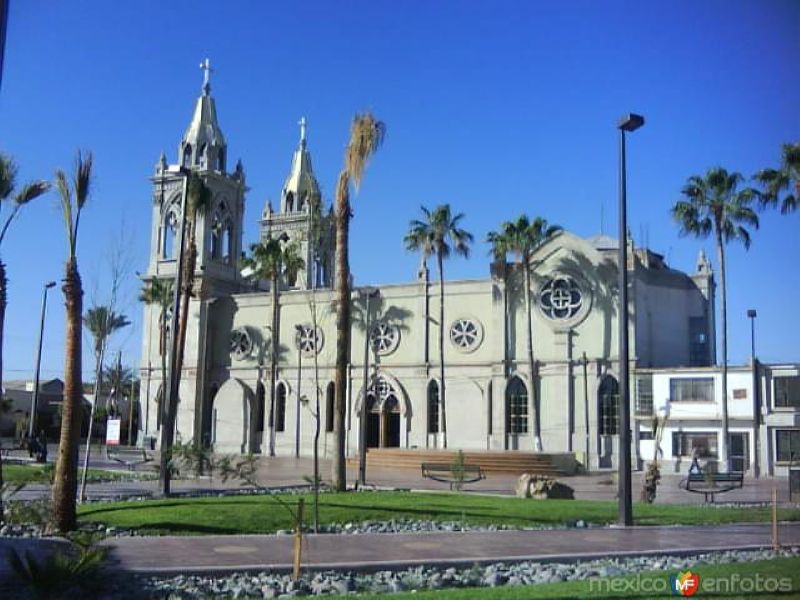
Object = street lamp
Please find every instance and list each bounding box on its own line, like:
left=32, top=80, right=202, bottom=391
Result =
left=29, top=281, right=57, bottom=438
left=617, top=112, right=644, bottom=526
left=358, top=286, right=379, bottom=487
left=295, top=324, right=305, bottom=458
left=748, top=308, right=760, bottom=478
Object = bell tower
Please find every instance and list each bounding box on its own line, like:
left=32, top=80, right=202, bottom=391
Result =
left=260, top=117, right=334, bottom=289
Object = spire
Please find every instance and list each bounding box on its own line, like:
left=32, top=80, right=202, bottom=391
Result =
left=280, top=117, right=320, bottom=213
left=696, top=248, right=713, bottom=275
left=179, top=59, right=227, bottom=172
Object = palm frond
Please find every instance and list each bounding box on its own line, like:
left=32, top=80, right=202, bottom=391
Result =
left=55, top=169, right=75, bottom=255
left=345, top=113, right=386, bottom=191
left=0, top=154, right=18, bottom=201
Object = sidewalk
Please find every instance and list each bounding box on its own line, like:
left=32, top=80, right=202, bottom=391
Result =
left=95, top=523, right=800, bottom=575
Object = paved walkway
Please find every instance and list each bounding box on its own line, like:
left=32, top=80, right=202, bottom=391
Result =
left=95, top=522, right=800, bottom=574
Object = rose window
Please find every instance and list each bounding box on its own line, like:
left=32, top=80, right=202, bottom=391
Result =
left=450, top=318, right=483, bottom=352
left=370, top=322, right=400, bottom=355
left=230, top=328, right=253, bottom=361
left=539, top=276, right=583, bottom=320
left=295, top=324, right=323, bottom=357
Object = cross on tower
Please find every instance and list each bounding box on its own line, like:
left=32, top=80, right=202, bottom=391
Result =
left=200, top=58, right=213, bottom=95
left=298, top=116, right=307, bottom=145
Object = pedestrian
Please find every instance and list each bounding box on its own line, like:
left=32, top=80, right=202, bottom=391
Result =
left=36, top=430, right=47, bottom=463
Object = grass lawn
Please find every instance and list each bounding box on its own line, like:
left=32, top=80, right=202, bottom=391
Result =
left=76, top=491, right=800, bottom=535
left=355, top=557, right=800, bottom=599
left=3, top=463, right=151, bottom=484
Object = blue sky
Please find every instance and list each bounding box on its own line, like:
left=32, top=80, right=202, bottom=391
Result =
left=0, top=0, right=797, bottom=382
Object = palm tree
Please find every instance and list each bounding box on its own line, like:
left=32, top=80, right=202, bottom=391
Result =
left=160, top=172, right=210, bottom=495
left=672, top=167, right=758, bottom=471
left=78, top=306, right=130, bottom=501
left=753, top=142, right=799, bottom=215
left=405, top=204, right=473, bottom=449
left=0, top=154, right=49, bottom=523
left=139, top=278, right=174, bottom=431
left=51, top=150, right=93, bottom=532
left=331, top=113, right=385, bottom=491
left=242, top=238, right=304, bottom=455
left=487, top=215, right=561, bottom=451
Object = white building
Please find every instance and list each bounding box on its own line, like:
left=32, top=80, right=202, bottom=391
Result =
left=635, top=363, right=800, bottom=475
left=139, top=68, right=718, bottom=472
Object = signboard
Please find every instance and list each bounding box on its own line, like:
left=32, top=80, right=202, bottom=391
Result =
left=106, top=418, right=121, bottom=446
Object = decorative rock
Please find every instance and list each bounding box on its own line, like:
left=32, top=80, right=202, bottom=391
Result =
left=516, top=473, right=575, bottom=499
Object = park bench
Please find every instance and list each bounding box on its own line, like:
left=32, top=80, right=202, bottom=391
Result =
left=421, top=462, right=485, bottom=490
left=107, top=447, right=154, bottom=472
left=679, top=467, right=744, bottom=503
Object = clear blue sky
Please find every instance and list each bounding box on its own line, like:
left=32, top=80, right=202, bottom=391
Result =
left=0, top=0, right=797, bottom=382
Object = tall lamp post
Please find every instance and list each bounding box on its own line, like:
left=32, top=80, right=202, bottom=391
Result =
left=294, top=324, right=304, bottom=458
left=29, top=280, right=57, bottom=438
left=748, top=309, right=760, bottom=478
left=617, top=112, right=644, bottom=527
left=358, top=286, right=379, bottom=487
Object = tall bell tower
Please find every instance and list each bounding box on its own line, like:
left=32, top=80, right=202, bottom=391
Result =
left=260, top=118, right=334, bottom=289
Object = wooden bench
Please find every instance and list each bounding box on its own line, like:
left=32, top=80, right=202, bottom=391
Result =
left=107, top=447, right=153, bottom=472
left=680, top=470, right=744, bottom=503
left=421, top=462, right=485, bottom=490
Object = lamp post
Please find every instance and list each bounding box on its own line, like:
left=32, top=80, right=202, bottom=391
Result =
left=29, top=281, right=57, bottom=438
left=295, top=324, right=304, bottom=458
left=617, top=112, right=644, bottom=526
left=748, top=308, right=760, bottom=478
left=358, top=286, right=379, bottom=487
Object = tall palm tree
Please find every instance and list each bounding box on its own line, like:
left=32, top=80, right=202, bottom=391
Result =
left=159, top=172, right=210, bottom=495
left=242, top=238, right=304, bottom=455
left=331, top=113, right=385, bottom=491
left=51, top=150, right=93, bottom=532
left=79, top=306, right=130, bottom=501
left=753, top=142, right=799, bottom=215
left=672, top=167, right=758, bottom=471
left=139, top=278, right=174, bottom=431
left=0, top=153, right=49, bottom=522
left=405, top=204, right=473, bottom=449
left=487, top=215, right=561, bottom=451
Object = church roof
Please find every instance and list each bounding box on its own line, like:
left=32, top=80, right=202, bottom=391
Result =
left=586, top=234, right=619, bottom=250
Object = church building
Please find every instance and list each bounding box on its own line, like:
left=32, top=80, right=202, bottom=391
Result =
left=139, top=67, right=716, bottom=471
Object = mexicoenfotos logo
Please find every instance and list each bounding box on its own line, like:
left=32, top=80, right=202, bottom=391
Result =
left=670, top=570, right=700, bottom=596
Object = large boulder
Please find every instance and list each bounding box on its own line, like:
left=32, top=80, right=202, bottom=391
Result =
left=515, top=473, right=574, bottom=500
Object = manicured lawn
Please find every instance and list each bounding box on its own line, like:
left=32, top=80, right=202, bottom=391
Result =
left=76, top=491, right=800, bottom=535
left=355, top=557, right=800, bottom=599
left=3, top=463, right=149, bottom=484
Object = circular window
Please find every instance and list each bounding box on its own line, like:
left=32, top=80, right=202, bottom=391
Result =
left=230, top=328, right=253, bottom=361
left=295, top=324, right=323, bottom=357
left=370, top=322, right=400, bottom=355
left=449, top=318, right=483, bottom=353
left=539, top=275, right=584, bottom=321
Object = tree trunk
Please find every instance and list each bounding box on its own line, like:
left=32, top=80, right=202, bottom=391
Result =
left=437, top=252, right=447, bottom=449
left=52, top=259, right=83, bottom=532
left=268, top=276, right=279, bottom=456
left=524, top=264, right=542, bottom=451
left=716, top=229, right=729, bottom=471
left=158, top=308, right=167, bottom=431
left=0, top=260, right=6, bottom=522
left=332, top=173, right=350, bottom=491
left=312, top=299, right=321, bottom=532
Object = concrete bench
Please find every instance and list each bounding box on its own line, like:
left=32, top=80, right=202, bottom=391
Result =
left=421, top=462, right=485, bottom=491
left=680, top=470, right=744, bottom=503
left=107, top=447, right=153, bottom=472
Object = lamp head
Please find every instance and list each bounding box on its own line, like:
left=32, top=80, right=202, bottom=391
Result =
left=618, top=113, right=645, bottom=132
left=747, top=309, right=757, bottom=319
left=361, top=286, right=379, bottom=298
left=45, top=281, right=57, bottom=289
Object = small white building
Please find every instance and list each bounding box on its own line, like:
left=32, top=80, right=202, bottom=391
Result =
left=634, top=363, right=800, bottom=476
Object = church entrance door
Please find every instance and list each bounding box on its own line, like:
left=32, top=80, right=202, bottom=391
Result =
left=366, top=395, right=380, bottom=448
left=382, top=395, right=401, bottom=448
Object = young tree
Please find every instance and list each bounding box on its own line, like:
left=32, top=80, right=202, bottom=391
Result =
left=754, top=142, right=799, bottom=215
left=332, top=114, right=385, bottom=491
left=405, top=204, right=473, bottom=449
left=671, top=167, right=758, bottom=470
left=78, top=306, right=130, bottom=501
left=242, top=238, right=304, bottom=455
left=0, top=153, right=49, bottom=522
left=487, top=215, right=561, bottom=451
left=52, top=150, right=93, bottom=532
left=139, top=278, right=174, bottom=432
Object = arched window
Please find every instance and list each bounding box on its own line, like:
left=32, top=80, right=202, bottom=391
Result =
left=162, top=201, right=180, bottom=260
left=275, top=383, right=287, bottom=432
left=203, top=384, right=218, bottom=447
left=598, top=376, right=619, bottom=435
left=217, top=149, right=225, bottom=172
left=182, top=144, right=192, bottom=168
left=427, top=380, right=439, bottom=434
left=325, top=382, right=335, bottom=432
left=286, top=192, right=294, bottom=212
left=255, top=382, right=266, bottom=433
left=197, top=143, right=206, bottom=166
left=211, top=202, right=232, bottom=262
left=506, top=376, right=528, bottom=434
